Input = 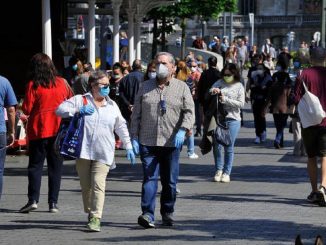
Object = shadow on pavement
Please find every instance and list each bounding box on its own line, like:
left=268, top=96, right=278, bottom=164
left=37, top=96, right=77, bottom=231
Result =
left=179, top=193, right=312, bottom=207
left=84, top=219, right=323, bottom=243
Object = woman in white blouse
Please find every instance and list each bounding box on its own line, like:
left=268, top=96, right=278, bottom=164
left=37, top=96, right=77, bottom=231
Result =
left=210, top=63, right=245, bottom=183
left=56, top=70, right=135, bottom=232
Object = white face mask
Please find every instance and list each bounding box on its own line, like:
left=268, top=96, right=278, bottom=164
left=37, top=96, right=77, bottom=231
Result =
left=191, top=67, right=197, bottom=72
left=156, top=64, right=169, bottom=79
left=148, top=72, right=156, bottom=79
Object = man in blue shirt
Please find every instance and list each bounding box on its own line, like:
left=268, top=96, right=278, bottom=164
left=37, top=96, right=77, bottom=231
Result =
left=0, top=75, right=17, bottom=201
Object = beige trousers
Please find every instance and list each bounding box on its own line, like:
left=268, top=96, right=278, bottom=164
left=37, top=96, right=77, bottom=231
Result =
left=76, top=159, right=110, bottom=219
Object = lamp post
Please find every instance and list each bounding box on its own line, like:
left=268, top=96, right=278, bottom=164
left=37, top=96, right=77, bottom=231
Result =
left=322, top=0, right=326, bottom=48
left=249, top=13, right=254, bottom=47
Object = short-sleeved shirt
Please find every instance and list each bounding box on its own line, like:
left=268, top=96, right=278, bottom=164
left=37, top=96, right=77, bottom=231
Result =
left=294, top=66, right=326, bottom=127
left=0, top=76, right=17, bottom=132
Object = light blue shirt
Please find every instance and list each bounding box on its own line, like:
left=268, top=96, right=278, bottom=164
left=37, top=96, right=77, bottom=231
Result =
left=0, top=76, right=17, bottom=132
left=56, top=93, right=132, bottom=168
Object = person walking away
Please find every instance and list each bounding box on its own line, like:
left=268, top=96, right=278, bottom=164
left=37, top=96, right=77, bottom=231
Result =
left=263, top=60, right=292, bottom=149
left=130, top=52, right=194, bottom=228
left=246, top=57, right=273, bottom=144
left=0, top=75, right=17, bottom=201
left=118, top=59, right=144, bottom=123
left=210, top=63, right=244, bottom=183
left=56, top=70, right=135, bottom=231
left=293, top=47, right=326, bottom=205
left=197, top=56, right=221, bottom=115
left=20, top=53, right=73, bottom=213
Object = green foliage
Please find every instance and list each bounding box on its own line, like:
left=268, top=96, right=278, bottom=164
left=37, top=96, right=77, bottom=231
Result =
left=147, top=0, right=237, bottom=21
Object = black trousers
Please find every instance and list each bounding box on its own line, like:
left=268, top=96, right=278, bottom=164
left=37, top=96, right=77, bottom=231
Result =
left=28, top=137, right=63, bottom=204
left=252, top=100, right=266, bottom=137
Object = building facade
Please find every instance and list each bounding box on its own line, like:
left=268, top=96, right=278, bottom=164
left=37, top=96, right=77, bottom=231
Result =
left=206, top=0, right=323, bottom=50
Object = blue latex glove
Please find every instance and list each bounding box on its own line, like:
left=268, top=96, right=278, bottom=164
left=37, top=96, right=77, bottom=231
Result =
left=174, top=129, right=186, bottom=149
left=127, top=149, right=136, bottom=165
left=132, top=139, right=140, bottom=155
left=79, top=105, right=95, bottom=116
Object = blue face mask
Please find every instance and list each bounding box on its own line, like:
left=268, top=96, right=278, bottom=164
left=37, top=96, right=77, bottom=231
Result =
left=72, top=64, right=78, bottom=71
left=99, top=87, right=110, bottom=97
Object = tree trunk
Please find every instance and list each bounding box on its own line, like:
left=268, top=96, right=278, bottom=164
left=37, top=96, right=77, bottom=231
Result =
left=152, top=17, right=158, bottom=59
left=181, top=17, right=186, bottom=59
left=161, top=15, right=167, bottom=51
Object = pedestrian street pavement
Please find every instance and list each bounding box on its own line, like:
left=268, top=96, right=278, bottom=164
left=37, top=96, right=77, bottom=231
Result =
left=0, top=106, right=325, bottom=245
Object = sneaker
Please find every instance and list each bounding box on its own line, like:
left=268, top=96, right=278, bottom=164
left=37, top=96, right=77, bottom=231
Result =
left=19, top=201, right=38, bottom=213
left=162, top=213, right=174, bottom=226
left=194, top=131, right=202, bottom=137
left=138, top=214, right=155, bottom=228
left=274, top=141, right=281, bottom=149
left=176, top=188, right=181, bottom=194
left=49, top=203, right=59, bottom=213
left=87, top=217, right=101, bottom=232
left=221, top=173, right=230, bottom=183
left=213, top=170, right=223, bottom=182
left=260, top=131, right=267, bottom=142
left=307, top=191, right=319, bottom=204
left=188, top=153, right=199, bottom=159
left=254, top=136, right=261, bottom=144
left=317, top=186, right=326, bottom=207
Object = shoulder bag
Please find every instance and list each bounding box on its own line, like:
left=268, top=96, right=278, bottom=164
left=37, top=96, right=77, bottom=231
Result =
left=297, top=81, right=326, bottom=128
left=54, top=96, right=87, bottom=160
left=214, top=101, right=232, bottom=147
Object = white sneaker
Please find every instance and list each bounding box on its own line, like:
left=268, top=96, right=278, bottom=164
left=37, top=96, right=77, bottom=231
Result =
left=213, top=170, right=223, bottom=182
left=188, top=153, right=199, bottom=159
left=260, top=131, right=266, bottom=142
left=254, top=136, right=261, bottom=144
left=221, top=173, right=230, bottom=183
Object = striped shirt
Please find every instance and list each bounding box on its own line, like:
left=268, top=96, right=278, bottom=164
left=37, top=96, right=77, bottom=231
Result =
left=130, top=78, right=195, bottom=147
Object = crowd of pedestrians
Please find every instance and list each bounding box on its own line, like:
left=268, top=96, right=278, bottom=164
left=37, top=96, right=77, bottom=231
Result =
left=0, top=34, right=325, bottom=233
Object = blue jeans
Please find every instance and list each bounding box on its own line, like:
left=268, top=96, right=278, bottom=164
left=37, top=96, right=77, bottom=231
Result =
left=213, top=119, right=241, bottom=175
left=139, top=145, right=180, bottom=222
left=186, top=133, right=195, bottom=155
left=273, top=114, right=288, bottom=145
left=28, top=137, right=63, bottom=204
left=0, top=133, right=7, bottom=201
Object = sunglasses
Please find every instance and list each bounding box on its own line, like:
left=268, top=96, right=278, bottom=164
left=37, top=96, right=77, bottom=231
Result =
left=98, top=83, right=110, bottom=89
left=159, top=94, right=166, bottom=115
left=224, top=74, right=233, bottom=77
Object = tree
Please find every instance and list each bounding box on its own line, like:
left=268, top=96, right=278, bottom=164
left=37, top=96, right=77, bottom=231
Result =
left=146, top=0, right=237, bottom=59
left=171, top=0, right=237, bottom=58
left=146, top=7, right=175, bottom=58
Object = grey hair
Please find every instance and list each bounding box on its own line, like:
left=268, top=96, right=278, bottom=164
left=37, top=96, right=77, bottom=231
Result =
left=155, top=52, right=175, bottom=65
left=87, top=70, right=108, bottom=90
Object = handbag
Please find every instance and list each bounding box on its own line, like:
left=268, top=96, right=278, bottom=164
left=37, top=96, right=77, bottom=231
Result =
left=297, top=81, right=326, bottom=128
left=54, top=96, right=87, bottom=160
left=214, top=119, right=232, bottom=147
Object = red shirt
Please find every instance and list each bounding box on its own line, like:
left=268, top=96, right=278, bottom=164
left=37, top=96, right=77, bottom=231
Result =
left=294, top=66, right=326, bottom=127
left=22, top=77, right=73, bottom=140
